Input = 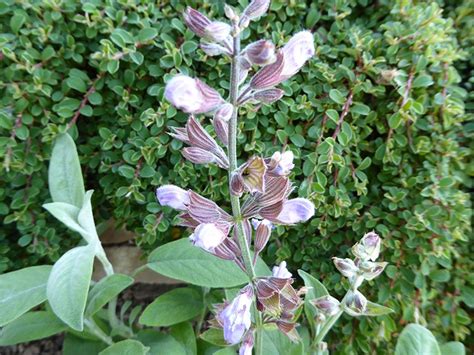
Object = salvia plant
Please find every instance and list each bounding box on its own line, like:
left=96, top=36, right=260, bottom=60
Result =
left=0, top=1, right=469, bottom=355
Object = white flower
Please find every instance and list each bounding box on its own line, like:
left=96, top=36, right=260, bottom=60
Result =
left=272, top=261, right=292, bottom=279
left=219, top=285, right=253, bottom=345
left=156, top=185, right=189, bottom=210
left=271, top=150, right=295, bottom=175
left=277, top=198, right=315, bottom=224
left=281, top=31, right=315, bottom=78
left=189, top=223, right=226, bottom=252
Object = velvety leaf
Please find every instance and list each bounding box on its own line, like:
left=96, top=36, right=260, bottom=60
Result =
left=0, top=311, right=67, bottom=346
left=86, top=274, right=134, bottom=317
left=42, top=202, right=89, bottom=239
left=394, top=324, right=441, bottom=355
left=48, top=133, right=85, bottom=208
left=47, top=245, right=95, bottom=331
left=137, top=330, right=186, bottom=355
left=63, top=333, right=107, bottom=355
left=262, top=325, right=304, bottom=355
left=363, top=301, right=394, bottom=316
left=0, top=265, right=52, bottom=326
left=99, top=339, right=149, bottom=355
left=139, top=287, right=204, bottom=327
left=199, top=328, right=228, bottom=347
left=170, top=322, right=197, bottom=355
left=147, top=238, right=270, bottom=288
left=439, top=342, right=465, bottom=355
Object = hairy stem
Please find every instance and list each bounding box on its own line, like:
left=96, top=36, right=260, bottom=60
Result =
left=85, top=318, right=113, bottom=345
left=313, top=294, right=348, bottom=347
left=228, top=23, right=263, bottom=354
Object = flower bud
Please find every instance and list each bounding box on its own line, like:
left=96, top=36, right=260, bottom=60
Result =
left=250, top=52, right=284, bottom=90
left=212, top=116, right=229, bottom=146
left=218, top=285, right=253, bottom=345
left=311, top=295, right=340, bottom=316
left=253, top=88, right=284, bottom=104
left=183, top=7, right=211, bottom=38
left=214, top=103, right=233, bottom=122
left=352, top=231, right=381, bottom=261
left=164, top=75, right=223, bottom=114
left=272, top=261, right=292, bottom=279
left=230, top=173, right=245, bottom=196
left=276, top=198, right=315, bottom=224
left=359, top=261, right=388, bottom=280
left=204, top=21, right=231, bottom=43
left=332, top=257, right=358, bottom=278
left=254, top=219, right=272, bottom=254
left=189, top=223, right=226, bottom=252
left=245, top=40, right=276, bottom=66
left=344, top=290, right=367, bottom=316
left=156, top=185, right=189, bottom=210
left=242, top=0, right=271, bottom=22
left=224, top=4, right=238, bottom=21
left=200, top=42, right=229, bottom=56
left=182, top=147, right=217, bottom=166
left=280, top=31, right=315, bottom=78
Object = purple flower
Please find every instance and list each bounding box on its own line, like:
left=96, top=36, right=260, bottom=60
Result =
left=272, top=261, right=292, bottom=279
left=239, top=331, right=254, bottom=355
left=269, top=151, right=294, bottom=175
left=164, top=75, right=223, bottom=114
left=254, top=219, right=272, bottom=254
left=156, top=185, right=189, bottom=210
left=219, top=285, right=253, bottom=345
left=189, top=223, right=226, bottom=252
left=252, top=88, right=284, bottom=104
left=344, top=290, right=368, bottom=316
left=276, top=198, right=315, bottom=224
left=280, top=31, right=315, bottom=78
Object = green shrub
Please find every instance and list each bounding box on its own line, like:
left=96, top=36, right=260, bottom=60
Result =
left=0, top=0, right=472, bottom=352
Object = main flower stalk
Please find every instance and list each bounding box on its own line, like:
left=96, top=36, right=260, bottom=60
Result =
left=228, top=24, right=256, bottom=279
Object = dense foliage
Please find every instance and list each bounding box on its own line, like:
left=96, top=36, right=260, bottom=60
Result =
left=0, top=0, right=472, bottom=352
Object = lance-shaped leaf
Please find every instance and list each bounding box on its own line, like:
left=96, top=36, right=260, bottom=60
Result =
left=0, top=265, right=52, bottom=326
left=48, top=133, right=85, bottom=208
left=47, top=245, right=95, bottom=331
left=394, top=324, right=441, bottom=355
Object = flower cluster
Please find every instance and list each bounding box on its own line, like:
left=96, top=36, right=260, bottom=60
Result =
left=312, top=232, right=387, bottom=318
left=156, top=0, right=316, bottom=352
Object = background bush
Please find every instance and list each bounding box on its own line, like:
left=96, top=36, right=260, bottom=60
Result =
left=0, top=0, right=472, bottom=352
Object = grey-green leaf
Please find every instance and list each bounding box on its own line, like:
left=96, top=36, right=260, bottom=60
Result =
left=99, top=339, right=150, bottom=355
left=63, top=333, right=107, bottom=355
left=0, top=265, right=52, bottom=326
left=262, top=325, right=304, bottom=355
left=395, top=323, right=441, bottom=355
left=42, top=202, right=88, bottom=237
left=77, top=190, right=99, bottom=243
left=139, top=287, right=204, bottom=327
left=170, top=322, right=197, bottom=355
left=0, top=311, right=67, bottom=346
left=86, top=274, right=134, bottom=317
left=48, top=133, right=85, bottom=208
left=439, top=342, right=465, bottom=355
left=137, top=330, right=186, bottom=355
left=147, top=238, right=270, bottom=288
left=47, top=245, right=95, bottom=331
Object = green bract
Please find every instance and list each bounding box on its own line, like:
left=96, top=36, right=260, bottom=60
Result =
left=0, top=0, right=472, bottom=352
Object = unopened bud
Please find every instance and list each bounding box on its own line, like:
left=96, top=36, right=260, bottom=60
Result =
left=333, top=257, right=358, bottom=278
left=183, top=7, right=211, bottom=38
left=352, top=231, right=381, bottom=261
left=253, top=88, right=284, bottom=104
left=200, top=42, right=229, bottom=56
left=359, top=261, right=387, bottom=280
left=311, top=295, right=340, bottom=316
left=205, top=21, right=231, bottom=43
left=212, top=116, right=229, bottom=146
left=344, top=290, right=367, bottom=316
left=245, top=40, right=276, bottom=66
left=254, top=219, right=272, bottom=254
left=241, top=0, right=271, bottom=22
left=224, top=4, right=238, bottom=21
left=182, top=147, right=217, bottom=165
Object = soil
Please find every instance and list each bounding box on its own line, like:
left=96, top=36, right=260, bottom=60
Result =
left=0, top=283, right=181, bottom=355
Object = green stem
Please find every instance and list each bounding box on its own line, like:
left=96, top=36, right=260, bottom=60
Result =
left=313, top=294, right=349, bottom=347
left=96, top=248, right=120, bottom=330
left=195, top=287, right=210, bottom=334
left=228, top=22, right=263, bottom=354
left=85, top=318, right=113, bottom=345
